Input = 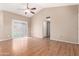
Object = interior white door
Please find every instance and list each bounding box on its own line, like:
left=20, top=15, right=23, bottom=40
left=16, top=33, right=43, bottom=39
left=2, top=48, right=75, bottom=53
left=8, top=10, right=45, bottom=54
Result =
left=12, top=20, right=28, bottom=39
left=43, top=21, right=47, bottom=37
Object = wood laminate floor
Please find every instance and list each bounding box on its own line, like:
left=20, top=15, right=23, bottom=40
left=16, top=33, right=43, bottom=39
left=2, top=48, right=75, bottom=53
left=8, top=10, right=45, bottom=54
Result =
left=0, top=37, right=79, bottom=56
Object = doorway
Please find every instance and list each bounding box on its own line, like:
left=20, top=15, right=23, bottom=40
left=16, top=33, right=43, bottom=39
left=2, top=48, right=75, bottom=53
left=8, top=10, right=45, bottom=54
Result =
left=43, top=16, right=50, bottom=39
left=12, top=19, right=28, bottom=39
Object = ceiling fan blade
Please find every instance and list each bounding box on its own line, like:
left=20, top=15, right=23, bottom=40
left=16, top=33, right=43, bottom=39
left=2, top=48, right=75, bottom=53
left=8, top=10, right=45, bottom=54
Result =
left=31, top=8, right=36, bottom=10
left=30, top=11, right=35, bottom=14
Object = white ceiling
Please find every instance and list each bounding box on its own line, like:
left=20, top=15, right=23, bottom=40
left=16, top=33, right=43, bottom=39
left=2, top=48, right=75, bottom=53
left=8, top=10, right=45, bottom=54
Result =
left=0, top=3, right=77, bottom=17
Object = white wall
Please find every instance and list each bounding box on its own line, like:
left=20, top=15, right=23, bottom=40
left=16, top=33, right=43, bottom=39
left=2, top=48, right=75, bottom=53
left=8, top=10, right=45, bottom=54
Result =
left=78, top=6, right=79, bottom=44
left=50, top=5, right=78, bottom=44
left=31, top=5, right=78, bottom=44
left=0, top=11, right=30, bottom=41
left=0, top=11, right=4, bottom=41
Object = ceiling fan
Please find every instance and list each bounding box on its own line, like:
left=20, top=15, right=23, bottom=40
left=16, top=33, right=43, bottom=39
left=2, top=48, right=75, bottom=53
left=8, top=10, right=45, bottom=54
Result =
left=19, top=3, right=36, bottom=15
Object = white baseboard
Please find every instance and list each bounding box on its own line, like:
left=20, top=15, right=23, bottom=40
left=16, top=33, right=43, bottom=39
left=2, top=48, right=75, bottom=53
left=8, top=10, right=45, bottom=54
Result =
left=0, top=37, right=78, bottom=45
left=50, top=39, right=78, bottom=44
left=0, top=39, right=11, bottom=41
left=31, top=35, right=43, bottom=38
left=31, top=36, right=78, bottom=44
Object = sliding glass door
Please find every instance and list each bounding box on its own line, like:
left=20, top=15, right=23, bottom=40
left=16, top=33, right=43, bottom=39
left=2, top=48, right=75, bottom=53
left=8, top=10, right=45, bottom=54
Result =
left=12, top=20, right=28, bottom=39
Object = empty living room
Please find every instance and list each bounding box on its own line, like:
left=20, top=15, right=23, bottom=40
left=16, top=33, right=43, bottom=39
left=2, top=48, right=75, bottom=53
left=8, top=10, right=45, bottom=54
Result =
left=0, top=3, right=79, bottom=56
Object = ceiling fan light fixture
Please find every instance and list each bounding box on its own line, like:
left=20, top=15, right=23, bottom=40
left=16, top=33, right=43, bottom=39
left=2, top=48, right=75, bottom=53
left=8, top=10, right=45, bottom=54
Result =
left=19, top=3, right=36, bottom=15
left=25, top=10, right=30, bottom=13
